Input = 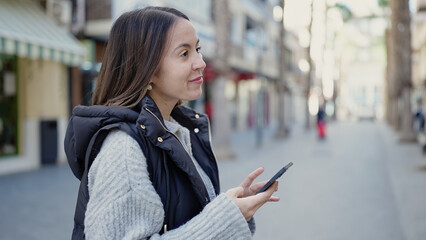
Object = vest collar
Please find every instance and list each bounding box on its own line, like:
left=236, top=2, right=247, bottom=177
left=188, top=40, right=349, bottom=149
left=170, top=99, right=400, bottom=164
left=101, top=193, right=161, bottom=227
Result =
left=136, top=95, right=210, bottom=143
left=136, top=95, right=211, bottom=206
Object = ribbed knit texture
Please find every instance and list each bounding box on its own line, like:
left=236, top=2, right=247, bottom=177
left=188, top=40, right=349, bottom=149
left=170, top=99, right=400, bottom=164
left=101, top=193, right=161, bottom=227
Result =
left=85, top=130, right=252, bottom=239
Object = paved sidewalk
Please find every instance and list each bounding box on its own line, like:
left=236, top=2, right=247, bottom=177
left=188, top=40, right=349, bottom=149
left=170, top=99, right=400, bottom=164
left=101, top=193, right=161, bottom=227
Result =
left=0, top=121, right=425, bottom=240
left=219, top=121, right=426, bottom=240
left=0, top=164, right=78, bottom=239
left=377, top=124, right=426, bottom=240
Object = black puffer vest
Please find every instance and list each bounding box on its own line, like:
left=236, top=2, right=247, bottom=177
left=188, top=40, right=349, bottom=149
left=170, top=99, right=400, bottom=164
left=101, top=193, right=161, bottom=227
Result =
left=64, top=95, right=220, bottom=239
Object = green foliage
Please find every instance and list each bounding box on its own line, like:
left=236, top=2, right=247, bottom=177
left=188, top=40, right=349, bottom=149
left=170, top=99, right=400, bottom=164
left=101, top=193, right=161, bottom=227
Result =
left=378, top=0, right=390, bottom=8
left=333, top=3, right=353, bottom=22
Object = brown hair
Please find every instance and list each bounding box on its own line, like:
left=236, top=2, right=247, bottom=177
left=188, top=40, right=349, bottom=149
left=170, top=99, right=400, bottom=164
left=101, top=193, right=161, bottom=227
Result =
left=92, top=7, right=189, bottom=107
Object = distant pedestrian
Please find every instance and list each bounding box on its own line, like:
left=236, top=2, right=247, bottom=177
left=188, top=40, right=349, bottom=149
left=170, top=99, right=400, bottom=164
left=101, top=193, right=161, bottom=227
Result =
left=414, top=106, right=425, bottom=132
left=64, top=7, right=279, bottom=240
left=414, top=103, right=426, bottom=154
left=317, top=106, right=326, bottom=139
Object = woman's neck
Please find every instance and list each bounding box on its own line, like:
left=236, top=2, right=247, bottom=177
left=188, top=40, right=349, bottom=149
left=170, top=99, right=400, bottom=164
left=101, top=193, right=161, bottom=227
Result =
left=147, top=93, right=176, bottom=121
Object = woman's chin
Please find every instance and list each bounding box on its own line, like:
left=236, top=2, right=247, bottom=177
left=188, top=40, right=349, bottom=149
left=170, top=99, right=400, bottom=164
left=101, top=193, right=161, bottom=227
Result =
left=184, top=89, right=203, bottom=102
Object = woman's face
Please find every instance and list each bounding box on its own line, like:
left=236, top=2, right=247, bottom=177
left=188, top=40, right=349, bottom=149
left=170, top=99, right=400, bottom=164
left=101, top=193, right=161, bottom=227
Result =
left=149, top=18, right=206, bottom=106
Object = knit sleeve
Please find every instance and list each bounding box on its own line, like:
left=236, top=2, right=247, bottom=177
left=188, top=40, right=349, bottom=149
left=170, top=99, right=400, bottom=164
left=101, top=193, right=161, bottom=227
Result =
left=85, top=130, right=252, bottom=240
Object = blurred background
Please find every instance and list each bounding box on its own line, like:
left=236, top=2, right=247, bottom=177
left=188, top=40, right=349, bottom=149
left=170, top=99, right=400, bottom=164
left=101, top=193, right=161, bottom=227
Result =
left=1, top=0, right=426, bottom=239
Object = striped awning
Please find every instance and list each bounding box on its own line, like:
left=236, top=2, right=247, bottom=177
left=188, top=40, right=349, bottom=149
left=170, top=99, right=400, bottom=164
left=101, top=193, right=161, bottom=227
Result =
left=0, top=0, right=85, bottom=66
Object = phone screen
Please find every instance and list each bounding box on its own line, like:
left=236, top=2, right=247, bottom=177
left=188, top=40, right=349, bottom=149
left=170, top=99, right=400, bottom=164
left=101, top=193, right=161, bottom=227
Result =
left=257, top=162, right=293, bottom=194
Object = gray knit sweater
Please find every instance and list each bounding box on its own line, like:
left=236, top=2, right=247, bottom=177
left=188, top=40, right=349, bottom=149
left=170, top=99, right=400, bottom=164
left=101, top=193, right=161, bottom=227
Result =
left=85, top=120, right=253, bottom=239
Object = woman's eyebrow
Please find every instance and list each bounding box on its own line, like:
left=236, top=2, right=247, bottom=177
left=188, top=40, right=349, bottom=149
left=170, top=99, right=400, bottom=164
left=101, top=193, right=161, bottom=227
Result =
left=172, top=39, right=200, bottom=54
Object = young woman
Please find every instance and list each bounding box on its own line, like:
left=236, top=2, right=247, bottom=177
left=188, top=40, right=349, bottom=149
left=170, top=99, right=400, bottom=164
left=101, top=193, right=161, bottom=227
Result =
left=65, top=7, right=279, bottom=239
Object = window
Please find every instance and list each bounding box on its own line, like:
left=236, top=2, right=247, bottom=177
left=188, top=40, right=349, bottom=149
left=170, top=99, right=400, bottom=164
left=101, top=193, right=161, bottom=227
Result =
left=0, top=54, right=18, bottom=157
left=245, top=16, right=257, bottom=46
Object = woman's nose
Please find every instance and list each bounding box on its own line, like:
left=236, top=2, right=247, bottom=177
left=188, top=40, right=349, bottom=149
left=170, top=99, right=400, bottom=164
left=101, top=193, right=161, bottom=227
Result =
left=193, top=53, right=206, bottom=72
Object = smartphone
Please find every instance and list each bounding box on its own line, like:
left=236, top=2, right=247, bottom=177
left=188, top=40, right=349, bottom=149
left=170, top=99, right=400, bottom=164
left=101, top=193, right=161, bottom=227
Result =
left=257, top=162, right=293, bottom=194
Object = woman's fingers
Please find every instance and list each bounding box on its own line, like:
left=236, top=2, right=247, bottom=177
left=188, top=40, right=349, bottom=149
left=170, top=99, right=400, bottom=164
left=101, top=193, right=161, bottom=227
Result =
left=255, top=181, right=279, bottom=201
left=268, top=182, right=280, bottom=201
left=249, top=180, right=269, bottom=193
left=232, top=181, right=280, bottom=220
left=240, top=167, right=264, bottom=188
left=269, top=196, right=280, bottom=202
left=251, top=183, right=279, bottom=210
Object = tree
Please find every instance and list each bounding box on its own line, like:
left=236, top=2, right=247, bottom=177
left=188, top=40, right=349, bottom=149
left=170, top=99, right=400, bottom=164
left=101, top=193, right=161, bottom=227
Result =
left=385, top=29, right=400, bottom=130
left=275, top=0, right=289, bottom=138
left=305, top=0, right=314, bottom=129
left=381, top=0, right=398, bottom=129
left=211, top=0, right=235, bottom=159
left=379, top=0, right=399, bottom=129
left=390, top=0, right=416, bottom=141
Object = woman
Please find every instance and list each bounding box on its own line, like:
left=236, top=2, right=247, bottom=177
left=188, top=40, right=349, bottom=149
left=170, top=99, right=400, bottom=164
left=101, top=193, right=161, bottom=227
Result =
left=317, top=106, right=326, bottom=139
left=65, top=7, right=279, bottom=239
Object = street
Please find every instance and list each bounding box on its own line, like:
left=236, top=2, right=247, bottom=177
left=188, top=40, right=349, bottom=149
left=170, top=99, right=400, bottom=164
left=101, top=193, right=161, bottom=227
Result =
left=220, top=121, right=426, bottom=240
left=1, top=121, right=426, bottom=240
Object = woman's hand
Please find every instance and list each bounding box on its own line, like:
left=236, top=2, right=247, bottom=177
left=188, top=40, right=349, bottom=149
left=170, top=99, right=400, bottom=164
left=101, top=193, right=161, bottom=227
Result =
left=239, top=167, right=270, bottom=197
left=226, top=168, right=280, bottom=221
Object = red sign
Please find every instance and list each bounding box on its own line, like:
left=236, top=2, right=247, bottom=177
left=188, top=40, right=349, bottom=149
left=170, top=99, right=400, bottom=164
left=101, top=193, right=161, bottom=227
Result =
left=235, top=72, right=255, bottom=82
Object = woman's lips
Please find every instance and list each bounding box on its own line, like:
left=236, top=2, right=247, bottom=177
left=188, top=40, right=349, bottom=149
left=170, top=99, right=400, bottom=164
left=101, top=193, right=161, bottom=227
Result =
left=189, top=76, right=203, bottom=84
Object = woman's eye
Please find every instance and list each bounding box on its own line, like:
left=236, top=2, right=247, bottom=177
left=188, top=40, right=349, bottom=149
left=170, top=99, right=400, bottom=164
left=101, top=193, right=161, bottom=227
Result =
left=180, top=47, right=202, bottom=57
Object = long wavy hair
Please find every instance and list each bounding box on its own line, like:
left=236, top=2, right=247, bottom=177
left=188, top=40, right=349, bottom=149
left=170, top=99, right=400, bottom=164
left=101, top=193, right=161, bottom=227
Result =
left=92, top=7, right=189, bottom=108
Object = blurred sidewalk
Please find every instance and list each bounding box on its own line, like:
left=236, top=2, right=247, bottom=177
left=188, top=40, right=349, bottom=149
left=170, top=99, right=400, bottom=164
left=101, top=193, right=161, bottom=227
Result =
left=1, top=121, right=426, bottom=240
left=219, top=121, right=426, bottom=240
left=0, top=163, right=78, bottom=239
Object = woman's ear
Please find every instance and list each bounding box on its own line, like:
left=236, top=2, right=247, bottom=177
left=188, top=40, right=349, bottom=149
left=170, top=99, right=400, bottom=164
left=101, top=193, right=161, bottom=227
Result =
left=149, top=75, right=157, bottom=86
left=151, top=68, right=160, bottom=82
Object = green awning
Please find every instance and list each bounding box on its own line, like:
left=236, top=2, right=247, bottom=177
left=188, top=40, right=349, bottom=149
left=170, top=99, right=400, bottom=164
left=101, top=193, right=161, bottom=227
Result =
left=0, top=0, right=85, bottom=66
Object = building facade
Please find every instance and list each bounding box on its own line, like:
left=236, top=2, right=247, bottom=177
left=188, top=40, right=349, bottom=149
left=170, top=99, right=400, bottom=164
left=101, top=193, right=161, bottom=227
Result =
left=0, top=0, right=85, bottom=175
left=0, top=0, right=309, bottom=175
left=78, top=0, right=306, bottom=131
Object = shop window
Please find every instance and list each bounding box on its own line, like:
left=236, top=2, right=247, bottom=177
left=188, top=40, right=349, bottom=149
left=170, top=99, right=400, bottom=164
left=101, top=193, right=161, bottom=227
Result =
left=0, top=54, right=18, bottom=157
left=245, top=16, right=257, bottom=47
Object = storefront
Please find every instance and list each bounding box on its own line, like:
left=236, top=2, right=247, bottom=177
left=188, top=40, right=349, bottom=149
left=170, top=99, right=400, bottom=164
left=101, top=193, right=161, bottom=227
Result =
left=0, top=0, right=85, bottom=175
left=0, top=54, right=17, bottom=156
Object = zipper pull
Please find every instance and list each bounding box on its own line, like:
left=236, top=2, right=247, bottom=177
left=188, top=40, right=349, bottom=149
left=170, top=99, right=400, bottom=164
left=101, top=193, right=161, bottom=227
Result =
left=163, top=224, right=168, bottom=233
